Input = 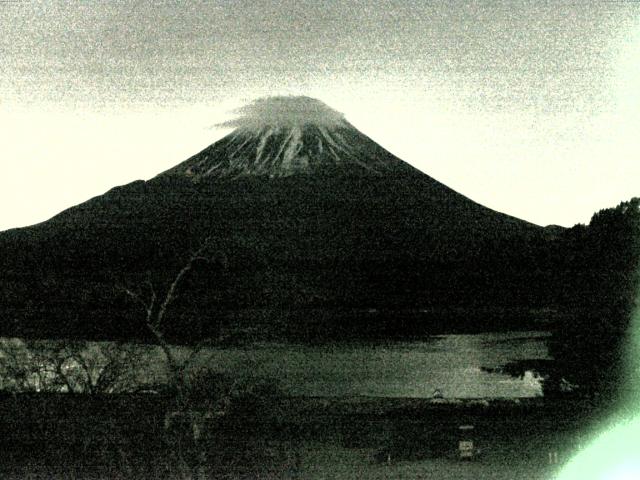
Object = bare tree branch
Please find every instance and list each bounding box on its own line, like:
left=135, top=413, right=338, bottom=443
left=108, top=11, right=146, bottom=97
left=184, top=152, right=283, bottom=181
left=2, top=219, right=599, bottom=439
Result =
left=120, top=286, right=154, bottom=321
left=145, top=274, right=157, bottom=311
left=155, top=237, right=213, bottom=330
left=116, top=235, right=224, bottom=406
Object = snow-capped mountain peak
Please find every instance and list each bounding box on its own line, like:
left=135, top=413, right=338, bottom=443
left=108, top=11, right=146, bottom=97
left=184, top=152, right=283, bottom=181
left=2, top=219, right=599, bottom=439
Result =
left=160, top=96, right=412, bottom=179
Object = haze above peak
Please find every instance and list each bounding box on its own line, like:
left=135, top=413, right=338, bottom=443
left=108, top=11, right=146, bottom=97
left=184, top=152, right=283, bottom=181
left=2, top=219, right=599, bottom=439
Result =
left=218, top=96, right=347, bottom=130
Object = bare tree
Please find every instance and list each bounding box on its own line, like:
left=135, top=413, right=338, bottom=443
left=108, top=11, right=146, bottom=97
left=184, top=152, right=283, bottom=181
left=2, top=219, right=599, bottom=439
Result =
left=119, top=237, right=226, bottom=405
left=0, top=339, right=147, bottom=394
left=117, top=238, right=231, bottom=479
left=0, top=339, right=74, bottom=392
left=0, top=338, right=35, bottom=392
left=56, top=341, right=148, bottom=394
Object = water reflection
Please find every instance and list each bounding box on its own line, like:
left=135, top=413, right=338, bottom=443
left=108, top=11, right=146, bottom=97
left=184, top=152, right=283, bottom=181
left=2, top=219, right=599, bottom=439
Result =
left=211, top=331, right=550, bottom=398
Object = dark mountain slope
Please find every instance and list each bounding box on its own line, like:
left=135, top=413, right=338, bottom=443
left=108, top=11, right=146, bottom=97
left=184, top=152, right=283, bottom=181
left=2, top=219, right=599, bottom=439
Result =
left=0, top=97, right=557, bottom=342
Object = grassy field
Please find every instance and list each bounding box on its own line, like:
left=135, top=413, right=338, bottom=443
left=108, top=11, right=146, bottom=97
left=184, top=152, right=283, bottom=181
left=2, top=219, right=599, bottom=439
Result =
left=0, top=394, right=603, bottom=479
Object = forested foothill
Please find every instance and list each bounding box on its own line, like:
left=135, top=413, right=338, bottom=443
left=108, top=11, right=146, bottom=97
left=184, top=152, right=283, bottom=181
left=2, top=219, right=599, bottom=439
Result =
left=547, top=198, right=640, bottom=403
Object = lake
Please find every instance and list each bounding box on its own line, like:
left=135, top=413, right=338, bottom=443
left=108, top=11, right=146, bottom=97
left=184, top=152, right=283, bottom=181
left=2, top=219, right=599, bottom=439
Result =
left=199, top=331, right=550, bottom=398
left=1, top=331, right=550, bottom=398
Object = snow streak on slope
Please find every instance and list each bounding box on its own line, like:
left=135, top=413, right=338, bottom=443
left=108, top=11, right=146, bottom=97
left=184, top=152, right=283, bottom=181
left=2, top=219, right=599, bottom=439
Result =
left=160, top=96, right=414, bottom=179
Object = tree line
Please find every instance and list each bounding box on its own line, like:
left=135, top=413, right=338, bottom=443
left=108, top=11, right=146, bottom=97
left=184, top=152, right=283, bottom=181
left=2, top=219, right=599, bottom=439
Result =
left=547, top=197, right=640, bottom=402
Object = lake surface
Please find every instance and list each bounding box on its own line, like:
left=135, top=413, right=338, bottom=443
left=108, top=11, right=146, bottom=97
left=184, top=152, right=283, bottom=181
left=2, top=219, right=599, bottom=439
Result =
left=1, top=331, right=551, bottom=398
left=203, top=331, right=550, bottom=398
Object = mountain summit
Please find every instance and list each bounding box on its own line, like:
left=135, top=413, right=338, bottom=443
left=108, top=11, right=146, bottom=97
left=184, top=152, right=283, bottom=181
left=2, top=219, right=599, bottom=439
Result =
left=160, top=96, right=411, bottom=179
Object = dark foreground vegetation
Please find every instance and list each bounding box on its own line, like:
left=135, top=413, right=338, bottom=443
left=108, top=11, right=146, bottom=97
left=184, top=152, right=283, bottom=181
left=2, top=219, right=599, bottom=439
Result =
left=549, top=198, right=640, bottom=403
left=0, top=392, right=607, bottom=480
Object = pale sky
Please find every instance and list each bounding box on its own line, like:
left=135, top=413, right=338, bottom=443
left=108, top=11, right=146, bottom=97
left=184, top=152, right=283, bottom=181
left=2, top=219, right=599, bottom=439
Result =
left=1, top=0, right=639, bottom=231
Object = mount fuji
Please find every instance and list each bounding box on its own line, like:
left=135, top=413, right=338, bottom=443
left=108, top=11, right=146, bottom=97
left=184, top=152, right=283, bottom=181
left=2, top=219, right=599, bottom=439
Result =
left=0, top=96, right=557, bottom=342
left=161, top=97, right=414, bottom=179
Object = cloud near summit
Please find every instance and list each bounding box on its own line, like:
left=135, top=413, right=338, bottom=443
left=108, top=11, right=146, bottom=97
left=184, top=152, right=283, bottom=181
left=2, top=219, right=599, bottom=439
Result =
left=218, top=96, right=346, bottom=129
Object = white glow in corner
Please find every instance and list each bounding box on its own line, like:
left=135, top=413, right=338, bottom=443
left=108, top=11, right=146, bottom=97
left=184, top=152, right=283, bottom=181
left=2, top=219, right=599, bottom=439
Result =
left=557, top=281, right=640, bottom=479
left=555, top=417, right=640, bottom=479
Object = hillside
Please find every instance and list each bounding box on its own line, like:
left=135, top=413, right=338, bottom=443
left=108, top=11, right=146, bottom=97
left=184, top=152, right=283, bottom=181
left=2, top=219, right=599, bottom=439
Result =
left=0, top=97, right=558, bottom=342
